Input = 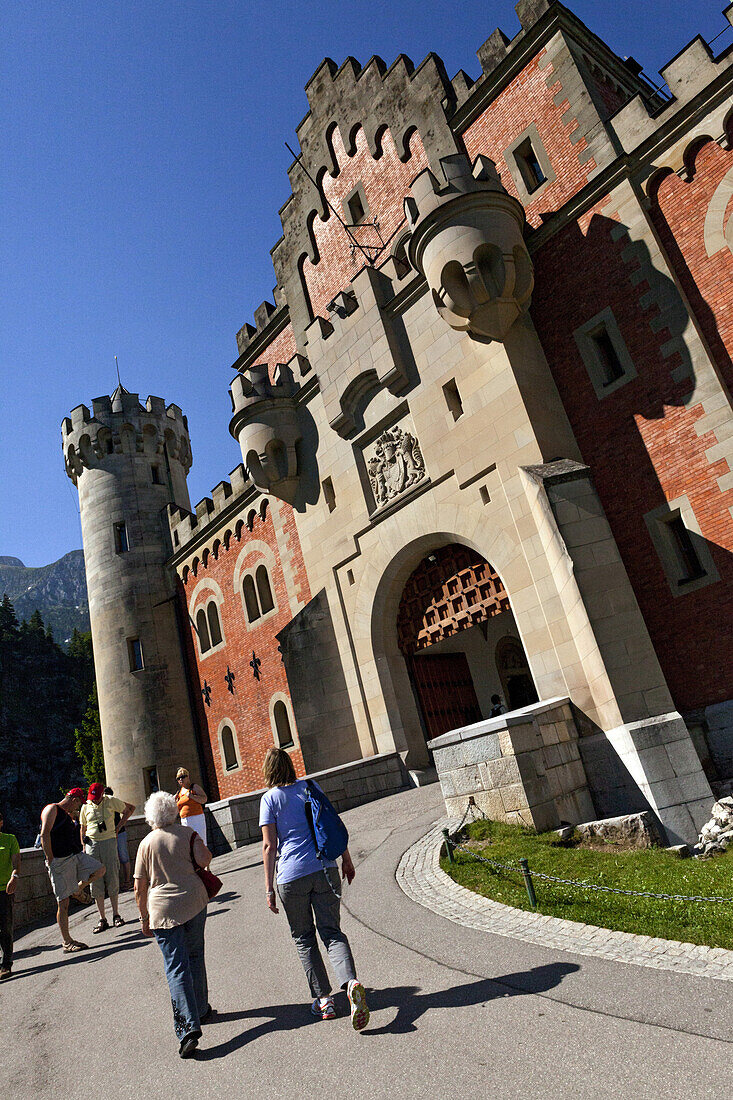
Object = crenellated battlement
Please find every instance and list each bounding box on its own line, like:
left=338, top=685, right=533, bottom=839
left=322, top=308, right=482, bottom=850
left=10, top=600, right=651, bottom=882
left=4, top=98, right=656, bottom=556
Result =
left=167, top=463, right=254, bottom=553
left=62, top=386, right=192, bottom=485
left=609, top=9, right=733, bottom=160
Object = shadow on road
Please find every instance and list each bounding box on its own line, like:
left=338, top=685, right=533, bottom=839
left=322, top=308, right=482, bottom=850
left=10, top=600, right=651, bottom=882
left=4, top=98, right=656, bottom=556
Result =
left=5, top=930, right=152, bottom=982
left=196, top=962, right=580, bottom=1057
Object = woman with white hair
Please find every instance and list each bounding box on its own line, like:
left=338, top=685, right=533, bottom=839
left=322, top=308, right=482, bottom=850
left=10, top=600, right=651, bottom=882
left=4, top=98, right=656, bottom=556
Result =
left=134, top=790, right=214, bottom=1058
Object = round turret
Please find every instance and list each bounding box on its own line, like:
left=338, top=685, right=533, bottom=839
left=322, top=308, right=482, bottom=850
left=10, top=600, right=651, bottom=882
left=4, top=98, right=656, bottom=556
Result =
left=406, top=153, right=534, bottom=341
left=62, top=386, right=202, bottom=808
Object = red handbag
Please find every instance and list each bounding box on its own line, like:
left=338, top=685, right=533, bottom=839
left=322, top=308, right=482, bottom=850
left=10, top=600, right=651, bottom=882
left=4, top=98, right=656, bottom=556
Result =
left=189, top=832, right=222, bottom=900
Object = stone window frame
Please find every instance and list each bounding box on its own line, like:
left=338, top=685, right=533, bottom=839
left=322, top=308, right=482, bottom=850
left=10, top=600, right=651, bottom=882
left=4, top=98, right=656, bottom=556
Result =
left=188, top=578, right=227, bottom=660
left=573, top=306, right=637, bottom=399
left=269, top=692, right=296, bottom=751
left=503, top=122, right=556, bottom=203
left=232, top=540, right=280, bottom=629
left=643, top=495, right=720, bottom=598
left=342, top=181, right=370, bottom=226
left=217, top=717, right=242, bottom=775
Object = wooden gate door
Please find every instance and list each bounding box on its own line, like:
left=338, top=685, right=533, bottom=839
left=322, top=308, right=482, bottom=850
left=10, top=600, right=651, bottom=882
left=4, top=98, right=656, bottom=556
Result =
left=409, top=652, right=482, bottom=741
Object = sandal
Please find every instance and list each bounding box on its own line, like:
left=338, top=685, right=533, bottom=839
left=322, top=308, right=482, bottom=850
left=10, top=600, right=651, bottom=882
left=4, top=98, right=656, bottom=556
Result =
left=92, top=918, right=109, bottom=934
left=112, top=915, right=125, bottom=928
left=63, top=940, right=88, bottom=953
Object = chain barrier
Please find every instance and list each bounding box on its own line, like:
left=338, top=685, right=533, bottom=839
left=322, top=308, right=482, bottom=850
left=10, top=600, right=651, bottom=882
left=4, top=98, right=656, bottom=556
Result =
left=443, top=798, right=733, bottom=906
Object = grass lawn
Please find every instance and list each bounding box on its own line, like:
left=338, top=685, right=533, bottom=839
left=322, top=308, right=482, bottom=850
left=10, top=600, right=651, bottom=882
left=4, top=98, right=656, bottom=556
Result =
left=440, top=818, right=733, bottom=949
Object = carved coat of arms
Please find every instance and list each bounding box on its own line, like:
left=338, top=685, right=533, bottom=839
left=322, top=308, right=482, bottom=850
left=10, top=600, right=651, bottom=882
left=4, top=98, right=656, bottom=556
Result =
left=367, top=425, right=426, bottom=507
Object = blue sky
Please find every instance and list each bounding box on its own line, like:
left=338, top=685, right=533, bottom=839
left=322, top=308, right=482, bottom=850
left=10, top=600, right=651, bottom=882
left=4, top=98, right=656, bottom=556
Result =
left=1, top=0, right=728, bottom=567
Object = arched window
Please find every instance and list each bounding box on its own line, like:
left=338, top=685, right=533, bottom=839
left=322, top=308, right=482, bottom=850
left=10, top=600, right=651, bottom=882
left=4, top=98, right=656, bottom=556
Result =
left=207, top=602, right=222, bottom=647
left=256, top=565, right=274, bottom=615
left=273, top=700, right=294, bottom=748
left=221, top=725, right=238, bottom=771
left=243, top=574, right=260, bottom=622
left=196, top=608, right=211, bottom=653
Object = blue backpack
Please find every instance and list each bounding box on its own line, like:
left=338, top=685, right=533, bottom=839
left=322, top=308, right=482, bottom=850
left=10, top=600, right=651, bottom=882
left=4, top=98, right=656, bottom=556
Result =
left=303, top=780, right=349, bottom=862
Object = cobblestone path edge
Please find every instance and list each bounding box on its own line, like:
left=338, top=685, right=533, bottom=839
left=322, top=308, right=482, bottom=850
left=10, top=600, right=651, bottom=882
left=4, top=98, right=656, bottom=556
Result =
left=395, top=819, right=733, bottom=983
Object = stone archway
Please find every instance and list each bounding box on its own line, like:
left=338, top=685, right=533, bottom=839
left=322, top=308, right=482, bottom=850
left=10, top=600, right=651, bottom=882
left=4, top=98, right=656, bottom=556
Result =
left=395, top=543, right=536, bottom=742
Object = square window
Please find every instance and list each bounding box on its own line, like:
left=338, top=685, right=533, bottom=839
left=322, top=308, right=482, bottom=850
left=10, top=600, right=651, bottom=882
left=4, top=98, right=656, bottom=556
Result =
left=128, top=637, right=144, bottom=671
left=643, top=497, right=719, bottom=597
left=513, top=137, right=547, bottom=193
left=114, top=521, right=129, bottom=553
left=343, top=183, right=369, bottom=227
left=348, top=191, right=365, bottom=224
left=143, top=766, right=159, bottom=796
left=573, top=307, right=637, bottom=399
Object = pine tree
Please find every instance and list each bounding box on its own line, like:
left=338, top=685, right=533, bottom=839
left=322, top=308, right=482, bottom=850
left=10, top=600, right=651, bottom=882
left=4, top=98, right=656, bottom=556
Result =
left=0, top=593, right=19, bottom=641
left=74, top=683, right=105, bottom=785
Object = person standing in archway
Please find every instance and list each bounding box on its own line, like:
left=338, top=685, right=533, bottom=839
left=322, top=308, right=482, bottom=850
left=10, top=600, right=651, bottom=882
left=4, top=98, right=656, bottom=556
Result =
left=175, top=768, right=208, bottom=846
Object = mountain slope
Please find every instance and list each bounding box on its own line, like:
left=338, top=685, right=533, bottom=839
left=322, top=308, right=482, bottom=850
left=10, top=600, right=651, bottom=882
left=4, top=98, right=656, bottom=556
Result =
left=0, top=550, right=89, bottom=645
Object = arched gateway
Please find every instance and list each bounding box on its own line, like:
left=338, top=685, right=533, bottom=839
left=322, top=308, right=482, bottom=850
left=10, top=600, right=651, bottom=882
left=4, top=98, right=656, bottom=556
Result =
left=396, top=543, right=537, bottom=741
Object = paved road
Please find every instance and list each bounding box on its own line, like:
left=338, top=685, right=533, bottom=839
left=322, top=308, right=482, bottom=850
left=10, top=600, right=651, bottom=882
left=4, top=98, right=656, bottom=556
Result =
left=2, top=786, right=732, bottom=1098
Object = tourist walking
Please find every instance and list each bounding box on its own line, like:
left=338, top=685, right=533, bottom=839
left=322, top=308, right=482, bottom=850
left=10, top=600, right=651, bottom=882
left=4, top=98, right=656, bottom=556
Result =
left=105, top=786, right=132, bottom=891
left=134, top=790, right=213, bottom=1059
left=0, top=807, right=21, bottom=979
left=259, top=747, right=369, bottom=1029
left=40, top=788, right=105, bottom=952
left=175, top=767, right=208, bottom=845
left=80, top=783, right=135, bottom=933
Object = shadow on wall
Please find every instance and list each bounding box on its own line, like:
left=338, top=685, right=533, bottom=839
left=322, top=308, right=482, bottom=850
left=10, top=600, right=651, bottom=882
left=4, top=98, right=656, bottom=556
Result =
left=277, top=589, right=363, bottom=772
left=531, top=210, right=733, bottom=776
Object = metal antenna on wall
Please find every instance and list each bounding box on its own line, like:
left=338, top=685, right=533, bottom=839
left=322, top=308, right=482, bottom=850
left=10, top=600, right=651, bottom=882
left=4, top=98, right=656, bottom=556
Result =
left=284, top=141, right=385, bottom=265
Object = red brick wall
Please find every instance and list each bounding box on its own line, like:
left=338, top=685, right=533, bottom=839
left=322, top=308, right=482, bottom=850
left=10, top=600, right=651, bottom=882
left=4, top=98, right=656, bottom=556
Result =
left=253, top=322, right=297, bottom=383
left=461, top=47, right=596, bottom=229
left=531, top=204, right=733, bottom=712
left=649, top=139, right=733, bottom=394
left=302, top=125, right=428, bottom=319
left=180, top=501, right=310, bottom=798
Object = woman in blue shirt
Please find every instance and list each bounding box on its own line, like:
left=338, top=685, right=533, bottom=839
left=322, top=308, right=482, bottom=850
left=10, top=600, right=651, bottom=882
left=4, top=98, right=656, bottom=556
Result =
left=259, top=747, right=369, bottom=1029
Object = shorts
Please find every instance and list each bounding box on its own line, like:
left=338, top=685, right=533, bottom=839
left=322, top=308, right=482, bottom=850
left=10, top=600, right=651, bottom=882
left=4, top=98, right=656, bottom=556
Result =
left=47, top=852, right=102, bottom=902
left=86, top=836, right=120, bottom=899
left=117, top=830, right=129, bottom=865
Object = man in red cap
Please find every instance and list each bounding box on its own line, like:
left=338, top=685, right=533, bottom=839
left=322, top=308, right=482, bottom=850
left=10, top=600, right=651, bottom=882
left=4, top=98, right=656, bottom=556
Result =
left=40, top=788, right=105, bottom=953
left=79, top=783, right=135, bottom=934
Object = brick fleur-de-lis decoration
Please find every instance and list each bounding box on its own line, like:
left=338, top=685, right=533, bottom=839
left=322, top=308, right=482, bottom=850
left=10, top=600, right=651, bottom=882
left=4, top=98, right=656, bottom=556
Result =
left=201, top=680, right=212, bottom=707
left=225, top=666, right=236, bottom=694
left=250, top=650, right=261, bottom=681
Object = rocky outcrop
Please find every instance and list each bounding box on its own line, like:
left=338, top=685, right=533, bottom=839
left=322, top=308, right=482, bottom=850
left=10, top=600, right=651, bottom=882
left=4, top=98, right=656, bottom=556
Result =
left=0, top=550, right=89, bottom=645
left=575, top=811, right=664, bottom=848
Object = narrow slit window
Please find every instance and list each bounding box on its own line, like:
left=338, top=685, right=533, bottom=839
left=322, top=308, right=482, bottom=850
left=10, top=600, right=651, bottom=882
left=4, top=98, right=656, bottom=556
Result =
left=196, top=609, right=211, bottom=653
left=393, top=236, right=411, bottom=279
left=221, top=725, right=238, bottom=771
left=256, top=565, right=275, bottom=614
left=128, top=637, right=144, bottom=671
left=667, top=516, right=707, bottom=585
left=114, top=521, right=129, bottom=553
left=243, top=574, right=260, bottom=622
left=207, top=602, right=222, bottom=647
left=151, top=464, right=162, bottom=484
left=322, top=477, right=336, bottom=513
left=273, top=700, right=294, bottom=748
left=442, top=378, right=464, bottom=421
left=347, top=189, right=366, bottom=225
left=591, top=326, right=625, bottom=386
left=513, top=137, right=547, bottom=193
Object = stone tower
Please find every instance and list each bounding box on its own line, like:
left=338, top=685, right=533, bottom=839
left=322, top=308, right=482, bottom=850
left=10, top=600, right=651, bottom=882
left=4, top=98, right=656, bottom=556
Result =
left=62, top=386, right=202, bottom=809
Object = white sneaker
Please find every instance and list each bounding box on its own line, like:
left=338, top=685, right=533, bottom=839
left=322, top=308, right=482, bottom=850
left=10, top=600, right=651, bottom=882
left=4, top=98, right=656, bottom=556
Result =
left=311, top=996, right=336, bottom=1020
left=346, top=979, right=369, bottom=1031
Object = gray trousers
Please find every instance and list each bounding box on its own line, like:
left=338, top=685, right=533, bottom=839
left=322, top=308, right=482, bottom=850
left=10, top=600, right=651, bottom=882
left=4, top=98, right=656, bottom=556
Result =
left=278, top=868, right=356, bottom=998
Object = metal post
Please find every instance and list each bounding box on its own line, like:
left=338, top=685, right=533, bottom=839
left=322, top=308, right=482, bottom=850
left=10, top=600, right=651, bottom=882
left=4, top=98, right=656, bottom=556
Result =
left=442, top=828, right=455, bottom=864
left=519, top=857, right=537, bottom=909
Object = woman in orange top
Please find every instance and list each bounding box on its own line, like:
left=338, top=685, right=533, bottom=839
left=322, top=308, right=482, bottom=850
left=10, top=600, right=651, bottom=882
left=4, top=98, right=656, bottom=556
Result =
left=175, top=768, right=208, bottom=846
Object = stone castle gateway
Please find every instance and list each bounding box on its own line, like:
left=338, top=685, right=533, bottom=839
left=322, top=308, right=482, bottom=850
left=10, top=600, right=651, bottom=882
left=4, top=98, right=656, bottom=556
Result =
left=64, top=0, right=733, bottom=845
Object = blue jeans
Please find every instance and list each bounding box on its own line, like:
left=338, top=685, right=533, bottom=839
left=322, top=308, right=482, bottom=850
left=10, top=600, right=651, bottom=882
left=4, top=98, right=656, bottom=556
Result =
left=153, top=907, right=208, bottom=1042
